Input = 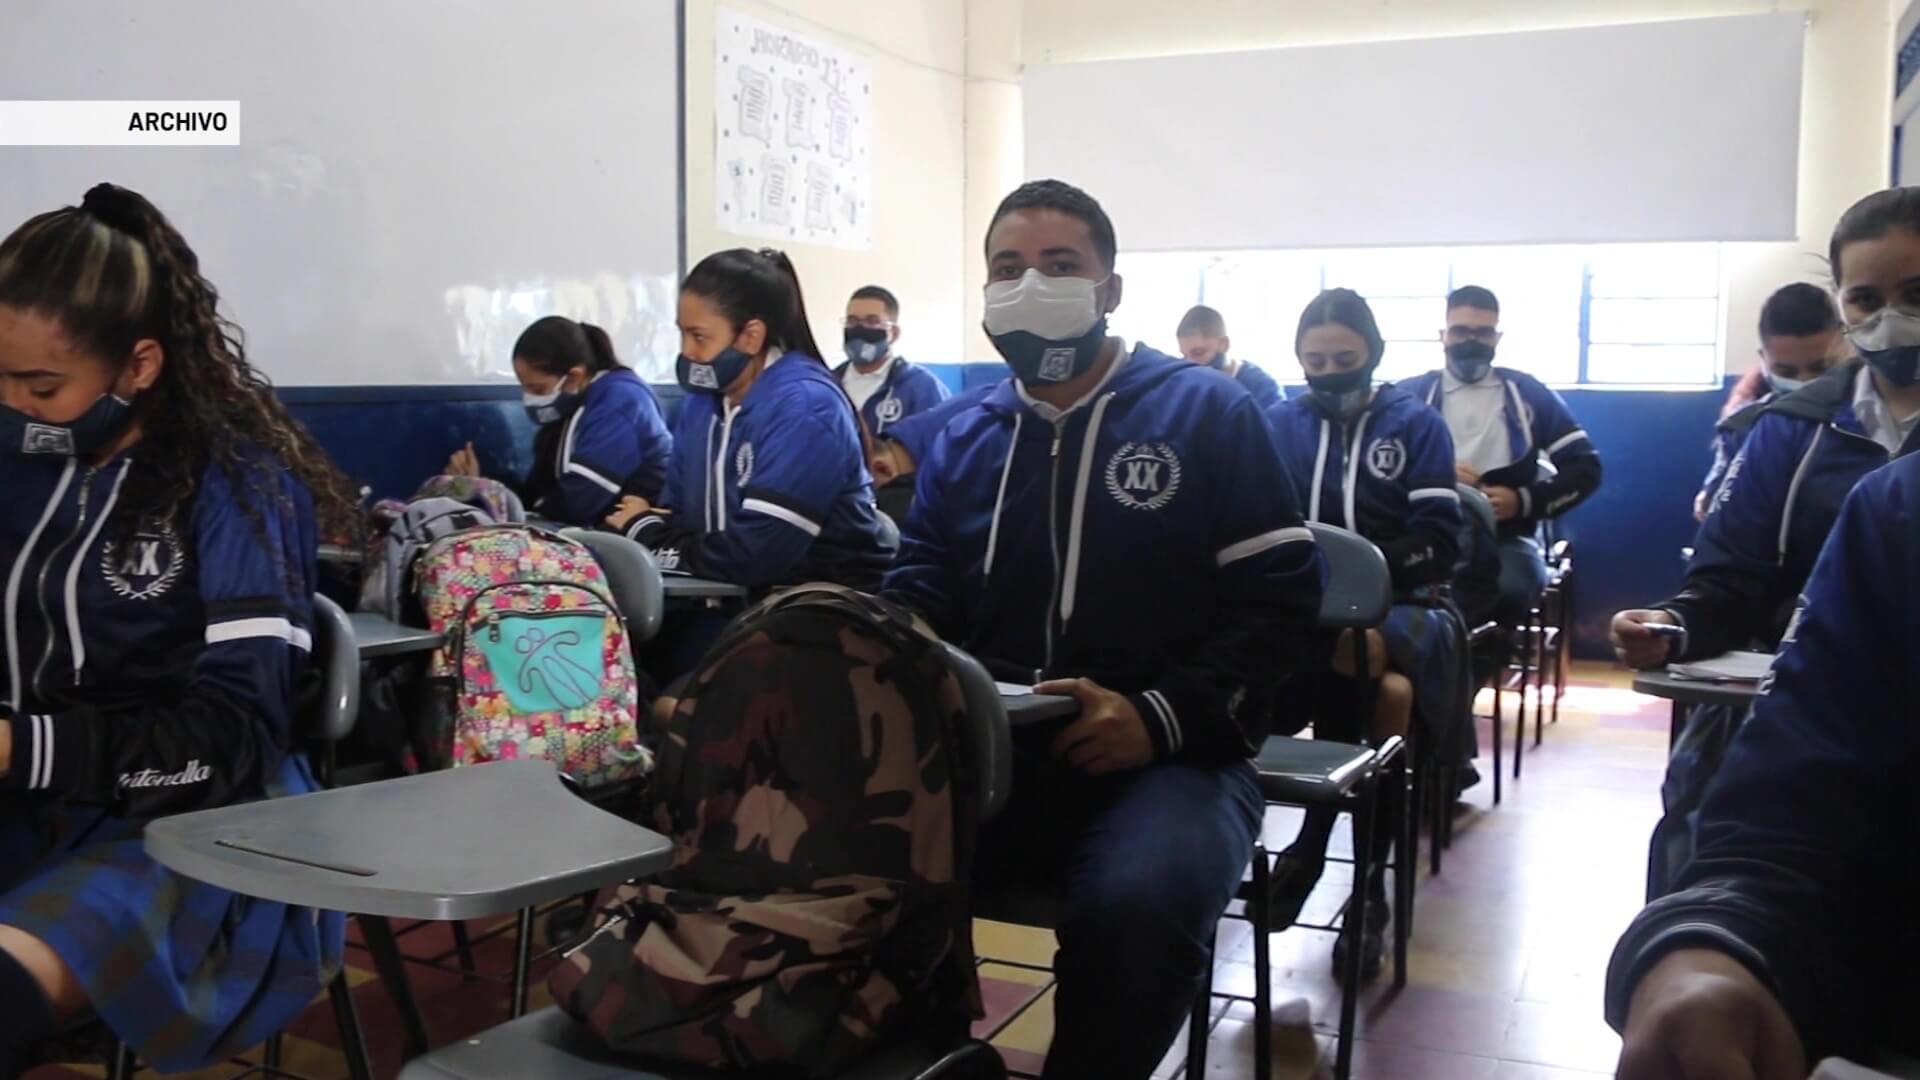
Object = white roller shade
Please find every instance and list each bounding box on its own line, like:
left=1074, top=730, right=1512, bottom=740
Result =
left=1024, top=14, right=1805, bottom=252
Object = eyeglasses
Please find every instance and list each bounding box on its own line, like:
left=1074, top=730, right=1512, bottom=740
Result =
left=844, top=316, right=893, bottom=330
left=1445, top=325, right=1499, bottom=343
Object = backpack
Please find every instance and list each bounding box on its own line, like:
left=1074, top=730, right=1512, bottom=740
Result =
left=414, top=525, right=651, bottom=786
left=548, top=585, right=982, bottom=1075
left=355, top=476, right=527, bottom=620
left=413, top=474, right=527, bottom=526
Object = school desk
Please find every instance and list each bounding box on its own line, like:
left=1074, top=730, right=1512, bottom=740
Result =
left=1632, top=667, right=1763, bottom=750
left=347, top=612, right=445, bottom=659
left=998, top=685, right=1080, bottom=727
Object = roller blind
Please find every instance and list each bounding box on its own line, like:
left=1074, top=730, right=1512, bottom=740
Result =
left=1023, top=14, right=1805, bottom=252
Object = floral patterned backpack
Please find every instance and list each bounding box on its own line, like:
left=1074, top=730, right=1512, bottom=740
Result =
left=414, top=525, right=652, bottom=787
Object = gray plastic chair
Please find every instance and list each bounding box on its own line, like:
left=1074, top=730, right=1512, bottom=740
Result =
left=1456, top=482, right=1496, bottom=538
left=562, top=528, right=667, bottom=643
left=1306, top=522, right=1392, bottom=631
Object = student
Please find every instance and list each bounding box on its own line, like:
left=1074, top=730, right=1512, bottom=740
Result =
left=1175, top=303, right=1284, bottom=409
left=1612, top=188, right=1920, bottom=896
left=606, top=248, right=894, bottom=590
left=1607, top=450, right=1920, bottom=1078
left=868, top=382, right=995, bottom=524
left=886, top=179, right=1324, bottom=1079
left=1692, top=284, right=1844, bottom=521
left=834, top=284, right=949, bottom=437
left=0, top=185, right=352, bottom=1075
left=445, top=315, right=672, bottom=527
left=1262, top=288, right=1466, bottom=978
left=1401, top=286, right=1601, bottom=628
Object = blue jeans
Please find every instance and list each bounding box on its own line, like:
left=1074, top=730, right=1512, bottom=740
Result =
left=979, top=739, right=1263, bottom=1080
left=1494, top=535, right=1549, bottom=625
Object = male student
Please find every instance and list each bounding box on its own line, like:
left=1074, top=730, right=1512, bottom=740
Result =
left=835, top=284, right=949, bottom=437
left=1607, top=450, right=1920, bottom=1078
left=867, top=383, right=995, bottom=525
left=885, top=179, right=1324, bottom=1079
left=1693, top=284, right=1846, bottom=520
left=1401, top=285, right=1602, bottom=627
left=1176, top=303, right=1284, bottom=409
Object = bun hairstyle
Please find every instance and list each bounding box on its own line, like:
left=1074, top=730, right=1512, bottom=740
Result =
left=514, top=315, right=625, bottom=378
left=681, top=247, right=872, bottom=456
left=0, top=183, right=355, bottom=540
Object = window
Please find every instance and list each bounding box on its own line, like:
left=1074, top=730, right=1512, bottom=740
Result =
left=1109, top=243, right=1723, bottom=388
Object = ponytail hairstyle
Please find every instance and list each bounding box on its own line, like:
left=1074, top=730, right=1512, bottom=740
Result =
left=513, top=315, right=625, bottom=381
left=1295, top=287, right=1386, bottom=366
left=681, top=247, right=873, bottom=457
left=0, top=183, right=356, bottom=544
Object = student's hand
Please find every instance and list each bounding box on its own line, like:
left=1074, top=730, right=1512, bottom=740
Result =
left=605, top=496, right=653, bottom=530
left=1616, top=948, right=1805, bottom=1080
left=1483, top=485, right=1521, bottom=522
left=1455, top=464, right=1481, bottom=487
left=446, top=442, right=481, bottom=478
left=1612, top=609, right=1679, bottom=670
left=1694, top=490, right=1710, bottom=523
left=1035, top=678, right=1154, bottom=775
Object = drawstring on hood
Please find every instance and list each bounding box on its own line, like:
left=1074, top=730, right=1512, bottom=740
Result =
left=1059, top=392, right=1116, bottom=625
left=981, top=412, right=1023, bottom=578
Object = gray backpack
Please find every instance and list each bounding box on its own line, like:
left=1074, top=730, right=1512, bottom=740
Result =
left=358, top=497, right=497, bottom=621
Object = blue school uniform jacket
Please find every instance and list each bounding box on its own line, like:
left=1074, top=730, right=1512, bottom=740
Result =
left=883, top=383, right=996, bottom=470
left=833, top=356, right=950, bottom=437
left=1696, top=395, right=1774, bottom=512
left=625, top=353, right=895, bottom=588
left=0, top=449, right=320, bottom=818
left=529, top=367, right=673, bottom=526
left=1664, top=363, right=1903, bottom=659
left=884, top=345, right=1326, bottom=764
left=1219, top=357, right=1284, bottom=411
left=1605, top=449, right=1920, bottom=1063
left=1401, top=367, right=1602, bottom=535
left=1267, top=385, right=1463, bottom=595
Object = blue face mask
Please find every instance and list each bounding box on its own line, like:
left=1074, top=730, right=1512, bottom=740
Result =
left=676, top=346, right=755, bottom=395
left=1847, top=306, right=1920, bottom=388
left=522, top=380, right=584, bottom=426
left=0, top=393, right=134, bottom=458
left=1304, top=364, right=1376, bottom=419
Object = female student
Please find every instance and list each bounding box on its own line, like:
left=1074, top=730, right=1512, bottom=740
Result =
left=1264, top=288, right=1466, bottom=982
left=0, top=184, right=354, bottom=1074
left=447, top=315, right=672, bottom=526
left=607, top=248, right=894, bottom=589
left=1614, top=186, right=1920, bottom=897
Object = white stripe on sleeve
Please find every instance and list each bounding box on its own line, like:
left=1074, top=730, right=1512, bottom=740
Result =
left=740, top=498, right=823, bottom=537
left=1216, top=527, right=1315, bottom=567
left=33, top=714, right=52, bottom=789
left=206, top=617, right=312, bottom=650
left=1545, top=429, right=1590, bottom=455
left=1408, top=487, right=1461, bottom=503
left=1143, top=689, right=1181, bottom=754
left=564, top=461, right=621, bottom=494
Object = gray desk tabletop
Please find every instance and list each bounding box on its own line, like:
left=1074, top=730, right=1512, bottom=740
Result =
left=145, top=760, right=674, bottom=920
left=1002, top=690, right=1079, bottom=727
left=347, top=612, right=445, bottom=658
left=661, top=576, right=749, bottom=600
left=1632, top=669, right=1761, bottom=710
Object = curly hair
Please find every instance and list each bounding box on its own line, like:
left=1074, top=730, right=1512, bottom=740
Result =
left=0, top=183, right=357, bottom=545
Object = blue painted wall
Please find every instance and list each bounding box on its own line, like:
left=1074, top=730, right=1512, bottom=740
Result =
left=288, top=366, right=1730, bottom=660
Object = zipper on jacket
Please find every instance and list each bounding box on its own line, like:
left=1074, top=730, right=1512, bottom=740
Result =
left=713, top=406, right=737, bottom=532
left=32, top=467, right=97, bottom=700
left=1041, top=421, right=1066, bottom=678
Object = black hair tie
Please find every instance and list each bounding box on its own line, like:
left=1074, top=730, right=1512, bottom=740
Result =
left=79, top=183, right=145, bottom=235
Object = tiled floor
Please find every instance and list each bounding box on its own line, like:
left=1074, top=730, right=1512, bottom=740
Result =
left=29, top=662, right=1664, bottom=1080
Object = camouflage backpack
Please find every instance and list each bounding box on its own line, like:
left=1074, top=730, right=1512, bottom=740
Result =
left=548, top=585, right=982, bottom=1075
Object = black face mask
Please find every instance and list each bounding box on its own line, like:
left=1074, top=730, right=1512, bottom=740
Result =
left=0, top=393, right=135, bottom=458
left=1445, top=341, right=1497, bottom=383
left=1305, top=365, right=1375, bottom=418
left=844, top=326, right=890, bottom=367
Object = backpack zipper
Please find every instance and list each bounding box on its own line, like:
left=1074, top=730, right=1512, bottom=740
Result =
left=451, top=579, right=627, bottom=690
left=32, top=467, right=97, bottom=700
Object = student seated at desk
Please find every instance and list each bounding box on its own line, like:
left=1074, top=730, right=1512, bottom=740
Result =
left=0, top=185, right=352, bottom=1075
left=868, top=382, right=994, bottom=523
left=1175, top=303, right=1284, bottom=410
left=886, top=179, right=1324, bottom=1079
left=1263, top=288, right=1466, bottom=978
left=1614, top=187, right=1920, bottom=897
left=835, top=284, right=948, bottom=437
left=606, top=248, right=894, bottom=590
left=1400, top=286, right=1602, bottom=634
left=1607, top=450, right=1920, bottom=1079
left=445, top=315, right=672, bottom=527
left=1692, top=284, right=1845, bottom=521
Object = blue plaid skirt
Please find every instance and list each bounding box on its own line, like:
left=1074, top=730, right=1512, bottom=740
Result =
left=0, top=756, right=345, bottom=1072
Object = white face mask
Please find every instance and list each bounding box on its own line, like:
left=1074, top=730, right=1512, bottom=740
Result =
left=982, top=268, right=1107, bottom=341
left=1765, top=372, right=1807, bottom=395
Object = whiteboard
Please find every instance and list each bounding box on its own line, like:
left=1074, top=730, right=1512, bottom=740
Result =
left=1025, top=14, right=1804, bottom=252
left=0, top=0, right=683, bottom=386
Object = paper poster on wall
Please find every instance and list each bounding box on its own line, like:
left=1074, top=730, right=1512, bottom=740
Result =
left=714, top=7, right=872, bottom=250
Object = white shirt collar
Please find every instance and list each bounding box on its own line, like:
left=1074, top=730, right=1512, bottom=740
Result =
left=1017, top=339, right=1132, bottom=423
left=1852, top=366, right=1920, bottom=456
left=1441, top=367, right=1504, bottom=394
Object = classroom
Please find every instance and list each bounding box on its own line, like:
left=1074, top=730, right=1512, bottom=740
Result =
left=0, top=1, right=1914, bottom=1078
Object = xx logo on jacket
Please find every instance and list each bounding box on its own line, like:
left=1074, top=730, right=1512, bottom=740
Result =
left=736, top=442, right=755, bottom=487
left=100, top=519, right=184, bottom=601
left=1105, top=442, right=1183, bottom=511
left=1366, top=438, right=1407, bottom=482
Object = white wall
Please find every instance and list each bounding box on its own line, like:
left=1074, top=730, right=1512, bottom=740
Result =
left=684, top=0, right=968, bottom=364
left=1012, top=0, right=1896, bottom=377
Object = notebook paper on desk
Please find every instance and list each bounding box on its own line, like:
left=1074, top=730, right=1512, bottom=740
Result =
left=995, top=681, right=1035, bottom=697
left=1668, top=650, right=1774, bottom=683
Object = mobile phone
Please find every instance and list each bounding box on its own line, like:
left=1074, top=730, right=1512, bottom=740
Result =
left=1642, top=622, right=1686, bottom=638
